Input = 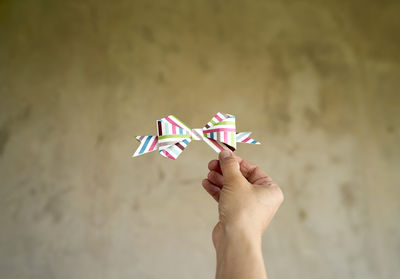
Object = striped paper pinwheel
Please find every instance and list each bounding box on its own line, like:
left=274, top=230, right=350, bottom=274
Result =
left=133, top=112, right=260, bottom=160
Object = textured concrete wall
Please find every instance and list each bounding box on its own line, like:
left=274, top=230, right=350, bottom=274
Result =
left=1, top=0, right=399, bottom=278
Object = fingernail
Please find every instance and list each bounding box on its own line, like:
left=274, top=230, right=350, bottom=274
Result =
left=219, top=150, right=231, bottom=160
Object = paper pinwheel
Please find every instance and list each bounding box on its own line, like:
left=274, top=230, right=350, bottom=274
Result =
left=133, top=112, right=260, bottom=160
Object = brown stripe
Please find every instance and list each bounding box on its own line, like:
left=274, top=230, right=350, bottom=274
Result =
left=176, top=142, right=184, bottom=150
left=158, top=141, right=176, bottom=147
left=205, top=124, right=210, bottom=128
left=224, top=143, right=235, bottom=151
left=192, top=129, right=202, bottom=139
left=157, top=120, right=162, bottom=136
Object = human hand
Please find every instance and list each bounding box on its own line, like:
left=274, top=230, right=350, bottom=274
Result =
left=202, top=150, right=284, bottom=251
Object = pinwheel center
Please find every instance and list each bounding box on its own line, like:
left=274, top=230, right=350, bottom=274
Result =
left=190, top=128, right=204, bottom=141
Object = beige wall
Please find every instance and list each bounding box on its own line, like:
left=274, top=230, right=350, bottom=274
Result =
left=1, top=0, right=399, bottom=278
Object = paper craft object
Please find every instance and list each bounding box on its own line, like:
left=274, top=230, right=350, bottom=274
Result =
left=133, top=112, right=260, bottom=160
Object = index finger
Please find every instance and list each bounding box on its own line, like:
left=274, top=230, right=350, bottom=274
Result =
left=232, top=153, right=272, bottom=185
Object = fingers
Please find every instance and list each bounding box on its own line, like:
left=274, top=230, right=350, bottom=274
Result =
left=238, top=157, right=271, bottom=185
left=201, top=179, right=220, bottom=202
left=218, top=150, right=247, bottom=185
left=207, top=171, right=224, bottom=187
left=208, top=152, right=272, bottom=186
left=208, top=159, right=222, bottom=175
left=226, top=153, right=272, bottom=185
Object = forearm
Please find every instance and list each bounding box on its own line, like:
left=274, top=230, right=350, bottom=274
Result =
left=215, top=227, right=267, bottom=279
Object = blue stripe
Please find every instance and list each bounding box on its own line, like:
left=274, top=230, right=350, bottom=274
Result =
left=210, top=133, right=214, bottom=139
left=251, top=140, right=257, bottom=144
left=236, top=132, right=249, bottom=141
left=139, top=136, right=152, bottom=154
left=179, top=128, right=183, bottom=134
left=166, top=123, right=170, bottom=134
left=167, top=146, right=179, bottom=157
left=183, top=139, right=190, bottom=145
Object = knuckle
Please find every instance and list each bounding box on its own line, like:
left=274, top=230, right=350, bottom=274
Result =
left=273, top=185, right=284, bottom=204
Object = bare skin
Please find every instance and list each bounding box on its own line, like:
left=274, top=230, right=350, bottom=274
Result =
left=202, top=150, right=284, bottom=279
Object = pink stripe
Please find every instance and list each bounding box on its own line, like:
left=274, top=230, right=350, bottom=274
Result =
left=203, top=128, right=235, bottom=133
left=149, top=137, right=158, bottom=151
left=165, top=116, right=183, bottom=129
left=172, top=125, right=176, bottom=134
left=215, top=114, right=222, bottom=121
left=209, top=139, right=224, bottom=151
left=224, top=132, right=227, bottom=143
left=242, top=137, right=251, bottom=143
left=163, top=150, right=176, bottom=160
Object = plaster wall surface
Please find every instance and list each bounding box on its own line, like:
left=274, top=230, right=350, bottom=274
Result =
left=0, top=1, right=399, bottom=278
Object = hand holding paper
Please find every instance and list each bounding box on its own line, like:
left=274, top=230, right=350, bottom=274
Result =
left=133, top=112, right=260, bottom=160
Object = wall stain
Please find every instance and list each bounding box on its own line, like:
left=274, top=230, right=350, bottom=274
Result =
left=0, top=123, right=10, bottom=157
left=386, top=125, right=395, bottom=134
left=300, top=41, right=350, bottom=78
left=330, top=155, right=342, bottom=164
left=38, top=187, right=73, bottom=223
left=162, top=43, right=180, bottom=53
left=303, top=107, right=321, bottom=129
left=179, top=178, right=198, bottom=184
left=131, top=199, right=140, bottom=211
left=287, top=143, right=300, bottom=156
left=198, top=56, right=211, bottom=72
left=157, top=72, right=165, bottom=84
left=298, top=208, right=308, bottom=221
left=158, top=166, right=165, bottom=181
left=340, top=182, right=355, bottom=208
left=96, top=133, right=105, bottom=145
left=0, top=106, right=32, bottom=157
left=141, top=26, right=155, bottom=43
left=17, top=105, right=32, bottom=121
left=304, top=163, right=315, bottom=173
left=263, top=90, right=292, bottom=135
left=30, top=187, right=37, bottom=196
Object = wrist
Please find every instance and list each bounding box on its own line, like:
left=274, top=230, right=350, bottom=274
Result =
left=225, top=224, right=261, bottom=243
left=216, top=223, right=262, bottom=256
left=215, top=224, right=265, bottom=278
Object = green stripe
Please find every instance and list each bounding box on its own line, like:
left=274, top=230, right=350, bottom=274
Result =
left=210, top=119, right=217, bottom=125
left=170, top=115, right=191, bottom=130
left=215, top=121, right=235, bottom=126
left=158, top=134, right=191, bottom=140
left=230, top=132, right=235, bottom=146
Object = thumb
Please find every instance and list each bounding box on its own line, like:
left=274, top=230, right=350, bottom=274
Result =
left=218, top=150, right=246, bottom=185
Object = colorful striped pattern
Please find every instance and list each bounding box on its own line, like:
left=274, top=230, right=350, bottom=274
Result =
left=156, top=115, right=193, bottom=159
left=132, top=112, right=261, bottom=160
left=236, top=132, right=261, bottom=145
left=132, top=135, right=159, bottom=157
left=202, top=112, right=237, bottom=150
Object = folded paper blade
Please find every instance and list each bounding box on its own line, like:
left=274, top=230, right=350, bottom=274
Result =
left=159, top=138, right=192, bottom=160
left=132, top=136, right=159, bottom=157
left=157, top=116, right=192, bottom=150
left=203, top=112, right=233, bottom=129
left=158, top=115, right=191, bottom=133
left=203, top=112, right=236, bottom=149
left=236, top=132, right=261, bottom=144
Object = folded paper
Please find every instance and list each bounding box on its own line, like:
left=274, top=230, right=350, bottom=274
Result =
left=133, top=112, right=260, bottom=160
